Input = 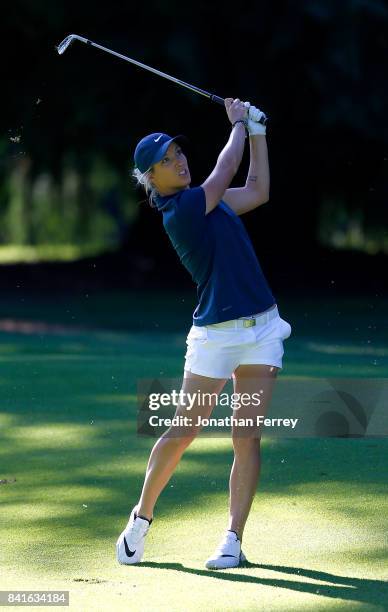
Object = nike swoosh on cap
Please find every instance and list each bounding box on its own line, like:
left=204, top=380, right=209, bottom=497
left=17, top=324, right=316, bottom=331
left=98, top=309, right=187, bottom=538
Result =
left=154, top=135, right=163, bottom=142
left=123, top=536, right=136, bottom=557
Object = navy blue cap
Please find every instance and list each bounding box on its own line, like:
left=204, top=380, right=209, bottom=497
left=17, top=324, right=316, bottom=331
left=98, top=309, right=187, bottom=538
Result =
left=134, top=133, right=188, bottom=174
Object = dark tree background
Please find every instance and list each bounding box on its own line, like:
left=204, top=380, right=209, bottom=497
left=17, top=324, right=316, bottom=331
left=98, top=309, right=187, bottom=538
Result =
left=0, top=0, right=387, bottom=294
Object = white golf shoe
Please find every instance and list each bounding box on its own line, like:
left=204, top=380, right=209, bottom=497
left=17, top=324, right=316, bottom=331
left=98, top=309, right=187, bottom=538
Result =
left=205, top=530, right=247, bottom=570
left=116, top=507, right=152, bottom=565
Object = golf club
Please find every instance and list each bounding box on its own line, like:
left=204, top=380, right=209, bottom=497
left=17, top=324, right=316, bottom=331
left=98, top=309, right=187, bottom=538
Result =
left=56, top=34, right=267, bottom=125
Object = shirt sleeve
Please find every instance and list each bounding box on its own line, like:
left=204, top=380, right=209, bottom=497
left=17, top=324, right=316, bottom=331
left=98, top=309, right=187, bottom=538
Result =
left=175, top=186, right=206, bottom=223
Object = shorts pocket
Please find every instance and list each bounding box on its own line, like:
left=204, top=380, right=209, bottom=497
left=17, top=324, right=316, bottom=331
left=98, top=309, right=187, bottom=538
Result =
left=279, top=318, right=292, bottom=340
left=186, top=326, right=208, bottom=345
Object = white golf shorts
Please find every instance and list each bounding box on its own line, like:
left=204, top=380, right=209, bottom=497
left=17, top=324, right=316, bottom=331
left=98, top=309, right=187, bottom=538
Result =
left=184, top=304, right=292, bottom=379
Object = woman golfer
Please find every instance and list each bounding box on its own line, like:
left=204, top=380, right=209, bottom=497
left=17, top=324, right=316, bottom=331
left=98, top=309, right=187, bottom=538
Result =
left=116, top=98, right=292, bottom=569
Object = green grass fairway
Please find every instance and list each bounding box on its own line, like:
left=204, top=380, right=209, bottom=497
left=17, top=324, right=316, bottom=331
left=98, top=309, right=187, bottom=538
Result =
left=0, top=293, right=387, bottom=610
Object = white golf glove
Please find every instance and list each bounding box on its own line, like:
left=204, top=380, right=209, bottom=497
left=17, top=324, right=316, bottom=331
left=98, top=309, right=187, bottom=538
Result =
left=244, top=101, right=267, bottom=136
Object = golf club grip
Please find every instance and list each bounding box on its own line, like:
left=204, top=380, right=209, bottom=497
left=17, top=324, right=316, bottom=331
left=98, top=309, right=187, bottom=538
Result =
left=210, top=95, right=226, bottom=105
left=211, top=94, right=268, bottom=125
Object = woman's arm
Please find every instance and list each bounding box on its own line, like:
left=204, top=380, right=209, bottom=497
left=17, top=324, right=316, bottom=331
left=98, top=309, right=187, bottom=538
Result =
left=223, top=134, right=270, bottom=216
left=201, top=123, right=246, bottom=215
left=201, top=98, right=247, bottom=215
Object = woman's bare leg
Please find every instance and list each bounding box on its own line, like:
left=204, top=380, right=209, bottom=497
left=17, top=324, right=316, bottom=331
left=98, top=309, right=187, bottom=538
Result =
left=228, top=364, right=279, bottom=540
left=136, top=371, right=227, bottom=520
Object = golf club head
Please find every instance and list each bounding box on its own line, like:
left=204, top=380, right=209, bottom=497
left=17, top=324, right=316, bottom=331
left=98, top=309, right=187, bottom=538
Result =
left=56, top=35, right=76, bottom=55
left=56, top=34, right=89, bottom=55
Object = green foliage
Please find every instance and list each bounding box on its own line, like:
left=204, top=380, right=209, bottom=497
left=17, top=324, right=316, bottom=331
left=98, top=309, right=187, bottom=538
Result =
left=318, top=196, right=388, bottom=255
left=0, top=152, right=138, bottom=262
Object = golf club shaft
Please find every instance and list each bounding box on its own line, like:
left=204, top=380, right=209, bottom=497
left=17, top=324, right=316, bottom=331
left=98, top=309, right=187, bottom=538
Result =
left=61, top=35, right=225, bottom=106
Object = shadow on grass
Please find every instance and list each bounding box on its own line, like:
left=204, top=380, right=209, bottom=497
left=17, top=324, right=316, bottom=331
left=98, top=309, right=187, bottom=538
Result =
left=138, top=561, right=388, bottom=608
left=0, top=291, right=387, bottom=340
left=1, top=424, right=387, bottom=539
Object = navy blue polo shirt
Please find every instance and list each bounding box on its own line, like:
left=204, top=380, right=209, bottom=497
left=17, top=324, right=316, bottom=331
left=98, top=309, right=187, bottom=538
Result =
left=154, top=186, right=276, bottom=326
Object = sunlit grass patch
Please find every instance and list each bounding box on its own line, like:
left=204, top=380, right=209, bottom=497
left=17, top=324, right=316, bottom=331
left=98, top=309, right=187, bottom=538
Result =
left=0, top=243, right=114, bottom=263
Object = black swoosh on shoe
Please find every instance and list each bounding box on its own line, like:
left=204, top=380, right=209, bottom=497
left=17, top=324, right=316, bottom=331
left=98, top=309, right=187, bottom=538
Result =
left=123, top=536, right=136, bottom=557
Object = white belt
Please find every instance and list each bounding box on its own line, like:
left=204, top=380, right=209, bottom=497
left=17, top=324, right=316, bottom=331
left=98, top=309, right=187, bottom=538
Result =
left=207, top=304, right=278, bottom=329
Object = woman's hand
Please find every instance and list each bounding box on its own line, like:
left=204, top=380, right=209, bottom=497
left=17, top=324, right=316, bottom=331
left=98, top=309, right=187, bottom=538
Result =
left=245, top=103, right=267, bottom=136
left=224, top=98, right=248, bottom=125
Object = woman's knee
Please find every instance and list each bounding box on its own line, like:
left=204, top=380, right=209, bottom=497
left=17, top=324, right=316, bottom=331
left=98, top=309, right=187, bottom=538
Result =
left=160, top=429, right=197, bottom=451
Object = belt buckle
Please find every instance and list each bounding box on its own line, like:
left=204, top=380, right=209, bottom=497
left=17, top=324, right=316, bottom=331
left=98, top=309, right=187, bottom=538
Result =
left=243, top=319, right=256, bottom=328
